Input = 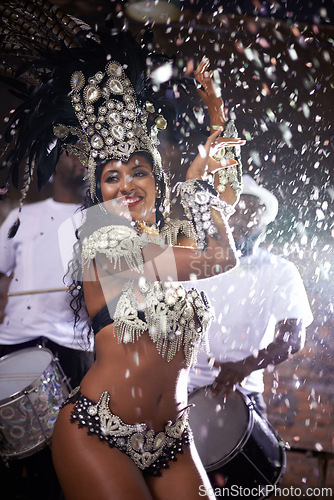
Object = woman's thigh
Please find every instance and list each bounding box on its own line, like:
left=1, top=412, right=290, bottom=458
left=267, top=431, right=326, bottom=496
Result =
left=52, top=404, right=153, bottom=500
left=146, top=441, right=216, bottom=500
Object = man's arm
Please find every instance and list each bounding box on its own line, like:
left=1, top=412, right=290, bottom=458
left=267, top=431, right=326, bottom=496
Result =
left=0, top=272, right=12, bottom=323
left=211, top=318, right=305, bottom=396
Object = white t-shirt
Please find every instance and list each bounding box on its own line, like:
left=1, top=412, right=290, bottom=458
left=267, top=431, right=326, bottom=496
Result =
left=187, top=248, right=313, bottom=394
left=0, top=198, right=91, bottom=350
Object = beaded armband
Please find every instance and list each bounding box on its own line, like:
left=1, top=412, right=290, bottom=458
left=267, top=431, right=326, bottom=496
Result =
left=217, top=119, right=242, bottom=198
left=176, top=179, right=234, bottom=250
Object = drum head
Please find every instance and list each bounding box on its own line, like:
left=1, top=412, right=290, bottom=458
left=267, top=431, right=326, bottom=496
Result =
left=189, top=387, right=251, bottom=469
left=0, top=347, right=53, bottom=402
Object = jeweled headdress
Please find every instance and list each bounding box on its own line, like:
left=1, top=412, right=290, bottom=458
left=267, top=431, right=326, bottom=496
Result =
left=0, top=0, right=170, bottom=232
left=53, top=61, right=166, bottom=199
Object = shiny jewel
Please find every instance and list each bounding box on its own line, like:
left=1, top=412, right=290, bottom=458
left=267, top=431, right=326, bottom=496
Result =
left=107, top=62, right=123, bottom=78
left=91, top=135, right=104, bottom=149
left=109, top=79, right=123, bottom=94
left=165, top=289, right=178, bottom=305
left=112, top=125, right=125, bottom=141
left=95, top=71, right=104, bottom=82
left=71, top=71, right=85, bottom=91
left=154, top=432, right=166, bottom=449
left=130, top=433, right=144, bottom=452
left=107, top=111, right=121, bottom=124
left=53, top=124, right=69, bottom=139
left=155, top=115, right=167, bottom=130
left=87, top=405, right=98, bottom=416
left=194, top=191, right=210, bottom=205
left=84, top=85, right=101, bottom=103
left=212, top=148, right=226, bottom=161
left=133, top=123, right=142, bottom=136
left=145, top=101, right=155, bottom=113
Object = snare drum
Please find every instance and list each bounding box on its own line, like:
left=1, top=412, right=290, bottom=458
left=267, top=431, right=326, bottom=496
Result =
left=189, top=387, right=286, bottom=498
left=0, top=347, right=71, bottom=460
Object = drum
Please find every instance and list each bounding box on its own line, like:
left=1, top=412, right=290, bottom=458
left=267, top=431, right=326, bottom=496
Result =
left=189, top=386, right=286, bottom=498
left=0, top=347, right=71, bottom=460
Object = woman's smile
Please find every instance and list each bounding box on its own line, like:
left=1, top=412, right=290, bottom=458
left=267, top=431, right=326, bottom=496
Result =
left=100, top=154, right=157, bottom=223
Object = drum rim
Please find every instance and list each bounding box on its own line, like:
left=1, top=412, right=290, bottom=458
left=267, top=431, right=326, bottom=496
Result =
left=189, top=385, right=255, bottom=470
left=0, top=435, right=51, bottom=460
left=0, top=346, right=54, bottom=404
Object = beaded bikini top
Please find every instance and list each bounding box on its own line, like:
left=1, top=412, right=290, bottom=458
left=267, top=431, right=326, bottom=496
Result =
left=82, top=221, right=212, bottom=366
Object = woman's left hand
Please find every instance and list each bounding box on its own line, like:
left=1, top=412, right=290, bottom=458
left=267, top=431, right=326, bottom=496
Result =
left=195, top=56, right=226, bottom=132
left=186, top=129, right=245, bottom=180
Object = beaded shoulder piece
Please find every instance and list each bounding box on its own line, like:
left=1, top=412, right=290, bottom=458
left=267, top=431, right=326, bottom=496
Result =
left=81, top=224, right=147, bottom=273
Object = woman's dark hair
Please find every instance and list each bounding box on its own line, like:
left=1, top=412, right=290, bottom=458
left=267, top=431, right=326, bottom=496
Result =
left=68, top=152, right=169, bottom=343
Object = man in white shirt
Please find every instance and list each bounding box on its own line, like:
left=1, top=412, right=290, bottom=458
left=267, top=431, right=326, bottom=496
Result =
left=0, top=152, right=94, bottom=499
left=188, top=175, right=313, bottom=416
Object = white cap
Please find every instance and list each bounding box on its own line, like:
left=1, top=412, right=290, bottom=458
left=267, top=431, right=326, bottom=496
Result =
left=241, top=174, right=278, bottom=225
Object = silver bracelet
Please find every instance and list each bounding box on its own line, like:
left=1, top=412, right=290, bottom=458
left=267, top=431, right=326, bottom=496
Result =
left=217, top=119, right=243, bottom=197
left=176, top=179, right=234, bottom=250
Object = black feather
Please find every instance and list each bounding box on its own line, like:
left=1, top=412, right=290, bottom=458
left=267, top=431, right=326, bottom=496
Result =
left=8, top=217, right=20, bottom=238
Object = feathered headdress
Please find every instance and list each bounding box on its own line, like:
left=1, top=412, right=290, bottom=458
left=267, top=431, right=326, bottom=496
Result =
left=0, top=0, right=174, bottom=235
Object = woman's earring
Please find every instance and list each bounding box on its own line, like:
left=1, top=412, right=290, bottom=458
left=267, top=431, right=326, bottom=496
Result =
left=156, top=186, right=161, bottom=198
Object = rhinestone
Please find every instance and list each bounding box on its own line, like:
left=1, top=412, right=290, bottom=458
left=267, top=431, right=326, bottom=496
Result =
left=84, top=85, right=101, bottom=103
left=101, top=128, right=109, bottom=137
left=86, top=105, right=94, bottom=114
left=95, top=71, right=104, bottom=82
left=71, top=71, right=85, bottom=91
left=106, top=137, right=113, bottom=145
left=99, top=106, right=107, bottom=115
left=53, top=125, right=68, bottom=139
left=88, top=115, right=97, bottom=123
left=87, top=126, right=94, bottom=135
left=106, top=62, right=123, bottom=77
left=74, top=104, right=82, bottom=112
left=95, top=123, right=102, bottom=130
left=155, top=115, right=167, bottom=130
left=98, top=116, right=105, bottom=123
left=87, top=405, right=97, bottom=416
left=107, top=111, right=120, bottom=124
left=109, top=79, right=123, bottom=94
left=91, top=135, right=104, bottom=149
left=145, top=101, right=155, bottom=113
left=72, top=95, right=80, bottom=103
left=111, top=124, right=124, bottom=141
left=133, top=123, right=142, bottom=135
left=78, top=113, right=85, bottom=120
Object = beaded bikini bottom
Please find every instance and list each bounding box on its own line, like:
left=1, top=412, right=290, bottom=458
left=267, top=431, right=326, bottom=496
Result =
left=62, top=386, right=193, bottom=476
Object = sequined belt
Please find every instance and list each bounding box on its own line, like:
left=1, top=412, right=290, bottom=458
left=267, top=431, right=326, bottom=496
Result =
left=63, top=386, right=193, bottom=476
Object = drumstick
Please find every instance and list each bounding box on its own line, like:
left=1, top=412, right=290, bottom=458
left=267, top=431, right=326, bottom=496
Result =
left=7, top=286, right=74, bottom=297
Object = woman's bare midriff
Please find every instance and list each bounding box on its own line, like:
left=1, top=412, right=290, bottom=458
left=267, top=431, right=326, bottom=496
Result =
left=80, top=325, right=189, bottom=431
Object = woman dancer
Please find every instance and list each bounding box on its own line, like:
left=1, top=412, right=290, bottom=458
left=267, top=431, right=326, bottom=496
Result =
left=0, top=3, right=244, bottom=498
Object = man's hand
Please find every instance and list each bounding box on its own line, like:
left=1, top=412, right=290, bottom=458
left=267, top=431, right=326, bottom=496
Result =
left=210, top=359, right=251, bottom=397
